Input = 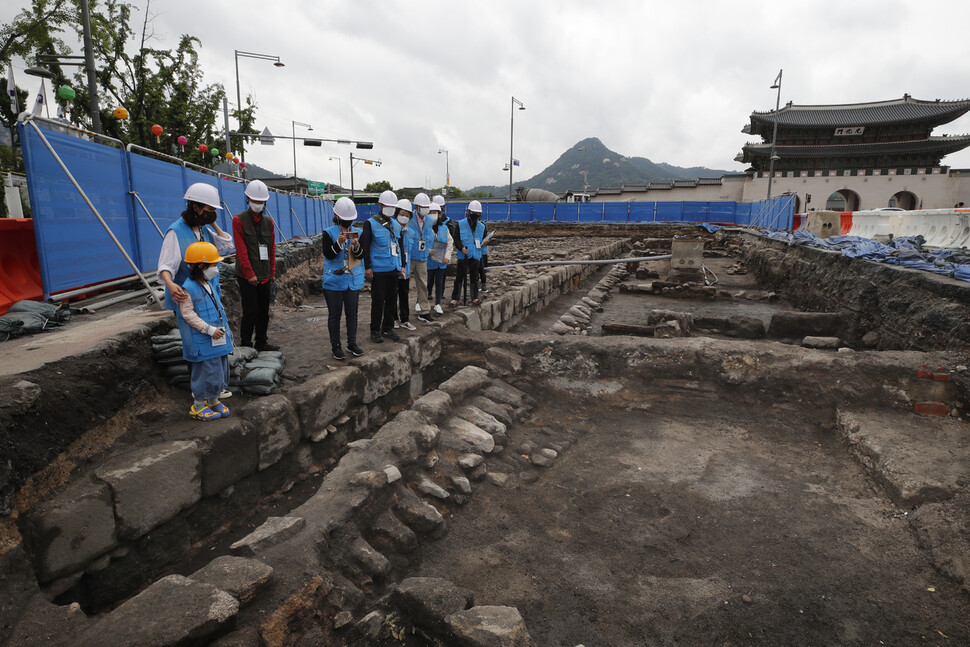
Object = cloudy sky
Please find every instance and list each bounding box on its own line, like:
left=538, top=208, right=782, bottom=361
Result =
left=6, top=0, right=970, bottom=191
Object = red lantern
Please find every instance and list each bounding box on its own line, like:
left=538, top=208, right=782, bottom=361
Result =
left=239, top=162, right=246, bottom=168
left=151, top=124, right=163, bottom=144
left=232, top=157, right=239, bottom=164
left=199, top=144, right=208, bottom=153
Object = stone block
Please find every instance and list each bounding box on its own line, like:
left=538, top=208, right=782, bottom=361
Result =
left=230, top=516, right=305, bottom=556
left=498, top=294, right=516, bottom=325
left=390, top=577, right=474, bottom=636
left=351, top=536, right=390, bottom=579
left=484, top=347, right=522, bottom=377
left=456, top=405, right=507, bottom=436
left=199, top=418, right=259, bottom=497
left=525, top=280, right=539, bottom=305
left=439, top=365, right=491, bottom=400
left=20, top=477, right=118, bottom=582
left=74, top=575, right=238, bottom=647
left=189, top=555, right=274, bottom=605
left=393, top=487, right=444, bottom=533
left=457, top=308, right=482, bottom=331
left=466, top=396, right=514, bottom=427
left=360, top=343, right=413, bottom=404
left=246, top=395, right=301, bottom=471
left=96, top=441, right=200, bottom=540
left=289, top=366, right=364, bottom=437
left=369, top=510, right=418, bottom=553
left=414, top=475, right=450, bottom=500
left=440, top=418, right=495, bottom=454
left=802, top=336, right=841, bottom=349
left=483, top=380, right=534, bottom=410
left=407, top=331, right=442, bottom=370
left=409, top=372, right=424, bottom=400
left=413, top=389, right=453, bottom=421
left=445, top=605, right=537, bottom=647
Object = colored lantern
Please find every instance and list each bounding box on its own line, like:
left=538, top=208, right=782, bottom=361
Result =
left=113, top=106, right=129, bottom=119
left=177, top=135, right=188, bottom=153
left=232, top=157, right=239, bottom=165
left=199, top=144, right=208, bottom=153
left=57, top=85, right=76, bottom=102
left=210, top=148, right=220, bottom=157
left=226, top=152, right=233, bottom=160
left=151, top=124, right=163, bottom=144
left=239, top=162, right=246, bottom=169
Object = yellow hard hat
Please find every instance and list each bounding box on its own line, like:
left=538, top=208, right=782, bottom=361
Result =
left=184, top=241, right=223, bottom=264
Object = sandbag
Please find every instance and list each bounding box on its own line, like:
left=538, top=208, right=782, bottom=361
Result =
left=242, top=383, right=277, bottom=396
left=165, top=364, right=189, bottom=378
left=0, top=317, right=26, bottom=341
left=245, top=358, right=283, bottom=371
left=7, top=300, right=72, bottom=323
left=151, top=334, right=182, bottom=344
left=242, top=367, right=279, bottom=387
left=0, top=311, right=60, bottom=335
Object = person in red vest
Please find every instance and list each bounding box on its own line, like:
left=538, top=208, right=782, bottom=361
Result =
left=232, top=180, right=279, bottom=351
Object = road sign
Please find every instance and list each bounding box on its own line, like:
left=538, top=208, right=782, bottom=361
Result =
left=259, top=127, right=275, bottom=146
left=308, top=180, right=326, bottom=195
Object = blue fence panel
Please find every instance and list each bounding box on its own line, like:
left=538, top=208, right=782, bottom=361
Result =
left=264, top=193, right=283, bottom=241
left=180, top=167, right=226, bottom=231
left=127, top=151, right=185, bottom=273
left=629, top=202, right=655, bottom=222
left=555, top=202, right=578, bottom=222
left=603, top=202, right=629, bottom=222
left=509, top=203, right=532, bottom=222
left=579, top=202, right=603, bottom=222
left=682, top=201, right=711, bottom=223
left=279, top=194, right=297, bottom=240
left=319, top=198, right=335, bottom=231
left=291, top=196, right=310, bottom=237
left=219, top=178, right=246, bottom=225
left=531, top=203, right=554, bottom=222
left=655, top=201, right=684, bottom=222
left=483, top=202, right=508, bottom=222
left=19, top=124, right=142, bottom=295
left=445, top=202, right=469, bottom=220
left=355, top=203, right=378, bottom=224
left=708, top=202, right=737, bottom=224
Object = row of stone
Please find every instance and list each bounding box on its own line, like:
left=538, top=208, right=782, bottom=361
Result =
left=553, top=263, right=630, bottom=335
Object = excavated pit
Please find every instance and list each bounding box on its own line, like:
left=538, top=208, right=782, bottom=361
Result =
left=2, top=224, right=969, bottom=647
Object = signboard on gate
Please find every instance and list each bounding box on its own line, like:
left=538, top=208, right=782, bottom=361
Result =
left=308, top=180, right=326, bottom=195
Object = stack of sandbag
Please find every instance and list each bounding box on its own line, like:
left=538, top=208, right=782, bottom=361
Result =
left=0, top=300, right=72, bottom=342
left=240, top=351, right=285, bottom=396
left=151, top=328, right=190, bottom=389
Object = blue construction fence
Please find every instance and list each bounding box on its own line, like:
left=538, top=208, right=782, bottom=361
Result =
left=19, top=121, right=793, bottom=298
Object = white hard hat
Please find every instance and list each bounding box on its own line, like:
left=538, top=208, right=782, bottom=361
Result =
left=396, top=198, right=412, bottom=213
left=429, top=202, right=441, bottom=213
left=183, top=183, right=222, bottom=209
left=468, top=200, right=483, bottom=214
left=378, top=190, right=398, bottom=207
left=432, top=195, right=446, bottom=206
left=333, top=196, right=357, bottom=221
left=413, top=192, right=432, bottom=208
left=245, top=179, right=270, bottom=201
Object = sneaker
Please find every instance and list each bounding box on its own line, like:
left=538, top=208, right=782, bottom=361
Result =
left=480, top=286, right=488, bottom=293
left=449, top=300, right=461, bottom=308
left=189, top=404, right=220, bottom=421
left=400, top=321, right=417, bottom=331
left=415, top=303, right=423, bottom=313
left=255, top=342, right=280, bottom=351
left=434, top=304, right=444, bottom=314
left=209, top=402, right=230, bottom=418
left=416, top=314, right=432, bottom=323
left=347, top=342, right=364, bottom=357
left=393, top=320, right=401, bottom=329
left=332, top=345, right=346, bottom=360
left=220, top=389, right=233, bottom=399
left=370, top=331, right=384, bottom=344
left=471, top=299, right=480, bottom=306
left=383, top=329, right=401, bottom=342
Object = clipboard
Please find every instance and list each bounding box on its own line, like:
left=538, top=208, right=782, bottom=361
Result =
left=430, top=240, right=448, bottom=263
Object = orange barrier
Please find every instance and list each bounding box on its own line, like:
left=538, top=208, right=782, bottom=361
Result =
left=840, top=212, right=853, bottom=235
left=0, top=218, right=43, bottom=315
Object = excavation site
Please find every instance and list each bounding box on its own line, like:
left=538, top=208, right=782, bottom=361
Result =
left=1, top=224, right=969, bottom=647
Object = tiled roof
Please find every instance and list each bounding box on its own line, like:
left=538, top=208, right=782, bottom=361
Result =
left=739, top=135, right=970, bottom=161
left=748, top=96, right=970, bottom=130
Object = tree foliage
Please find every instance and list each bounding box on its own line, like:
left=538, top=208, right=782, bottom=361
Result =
left=363, top=180, right=392, bottom=193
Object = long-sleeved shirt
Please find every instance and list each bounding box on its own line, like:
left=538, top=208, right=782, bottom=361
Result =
left=178, top=285, right=218, bottom=334
left=232, top=211, right=276, bottom=283
left=359, top=216, right=405, bottom=274
left=322, top=230, right=364, bottom=261
left=157, top=226, right=234, bottom=280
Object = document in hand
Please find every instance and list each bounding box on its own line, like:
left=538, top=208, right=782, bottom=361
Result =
left=430, top=240, right=448, bottom=263
left=483, top=229, right=496, bottom=244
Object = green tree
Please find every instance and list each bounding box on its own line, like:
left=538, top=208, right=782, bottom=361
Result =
left=364, top=180, right=392, bottom=193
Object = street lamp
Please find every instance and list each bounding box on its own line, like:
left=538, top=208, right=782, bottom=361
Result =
left=767, top=68, right=783, bottom=200
left=438, top=148, right=450, bottom=195
left=292, top=120, right=312, bottom=192
left=349, top=152, right=381, bottom=198
left=578, top=146, right=589, bottom=192
left=509, top=96, right=525, bottom=201
left=234, top=50, right=284, bottom=176
left=329, top=156, right=343, bottom=190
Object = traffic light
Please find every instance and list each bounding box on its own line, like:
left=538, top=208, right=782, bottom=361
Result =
left=806, top=193, right=812, bottom=204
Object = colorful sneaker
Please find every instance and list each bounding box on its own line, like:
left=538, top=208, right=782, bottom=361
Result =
left=449, top=300, right=461, bottom=308
left=209, top=402, right=230, bottom=418
left=400, top=321, right=417, bottom=331
left=434, top=304, right=444, bottom=314
left=471, top=299, right=480, bottom=306
left=189, top=404, right=220, bottom=421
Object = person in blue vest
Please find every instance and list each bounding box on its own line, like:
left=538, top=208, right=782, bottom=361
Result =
left=393, top=198, right=418, bottom=331
left=360, top=190, right=404, bottom=344
left=478, top=221, right=491, bottom=293
left=450, top=200, right=486, bottom=306
left=409, top=193, right=435, bottom=321
left=175, top=241, right=233, bottom=421
left=158, top=183, right=234, bottom=313
left=321, top=196, right=365, bottom=360
left=426, top=201, right=453, bottom=314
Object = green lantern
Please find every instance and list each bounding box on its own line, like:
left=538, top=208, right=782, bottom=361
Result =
left=211, top=148, right=220, bottom=157
left=57, top=85, right=76, bottom=102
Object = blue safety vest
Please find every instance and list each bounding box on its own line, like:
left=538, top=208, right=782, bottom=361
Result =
left=322, top=225, right=365, bottom=291
left=427, top=221, right=451, bottom=271
left=176, top=277, right=233, bottom=362
left=164, top=218, right=215, bottom=311
left=457, top=218, right=485, bottom=261
left=410, top=217, right=435, bottom=262
left=367, top=216, right=402, bottom=273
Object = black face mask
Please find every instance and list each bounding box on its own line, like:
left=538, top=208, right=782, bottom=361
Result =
left=198, top=207, right=217, bottom=225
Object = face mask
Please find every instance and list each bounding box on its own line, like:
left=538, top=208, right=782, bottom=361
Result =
left=419, top=207, right=430, bottom=216
left=381, top=206, right=396, bottom=217
left=197, top=207, right=217, bottom=225
left=397, top=215, right=410, bottom=226
left=427, top=213, right=438, bottom=224
left=250, top=202, right=264, bottom=214
left=203, top=266, right=219, bottom=281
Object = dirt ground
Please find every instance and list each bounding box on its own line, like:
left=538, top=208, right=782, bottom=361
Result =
left=406, top=384, right=970, bottom=646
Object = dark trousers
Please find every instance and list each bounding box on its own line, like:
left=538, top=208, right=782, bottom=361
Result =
left=451, top=258, right=480, bottom=302
left=478, top=254, right=488, bottom=286
left=428, top=268, right=446, bottom=305
left=236, top=276, right=271, bottom=346
left=370, top=272, right=399, bottom=333
left=396, top=276, right=411, bottom=322
left=323, top=288, right=359, bottom=348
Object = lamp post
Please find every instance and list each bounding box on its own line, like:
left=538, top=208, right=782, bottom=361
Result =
left=292, top=120, right=312, bottom=192
left=767, top=69, right=783, bottom=200
left=438, top=148, right=449, bottom=195
left=349, top=153, right=382, bottom=198
left=509, top=96, right=525, bottom=201
left=578, top=146, right=589, bottom=192
left=329, top=156, right=343, bottom=190
left=234, top=50, right=284, bottom=177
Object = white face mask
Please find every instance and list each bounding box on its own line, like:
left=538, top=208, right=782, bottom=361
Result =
left=427, top=213, right=438, bottom=224
left=250, top=202, right=265, bottom=214
left=396, top=215, right=410, bottom=226
left=419, top=207, right=430, bottom=216
left=381, top=205, right=397, bottom=217
left=203, top=266, right=219, bottom=281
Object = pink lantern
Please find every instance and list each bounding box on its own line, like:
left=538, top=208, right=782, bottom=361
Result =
left=177, top=135, right=188, bottom=153
left=239, top=162, right=246, bottom=168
